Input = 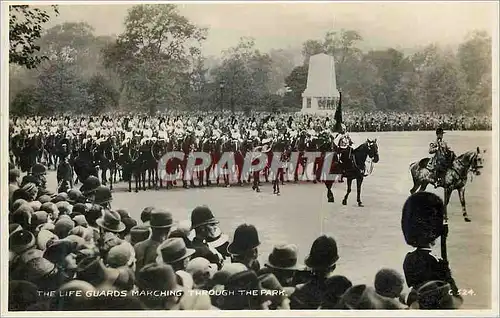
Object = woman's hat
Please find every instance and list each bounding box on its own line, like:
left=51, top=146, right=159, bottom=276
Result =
left=411, top=280, right=463, bottom=309
left=265, top=244, right=305, bottom=271
left=36, top=229, right=59, bottom=250
left=156, top=238, right=195, bottom=264
left=336, top=284, right=407, bottom=309
left=305, top=235, right=339, bottom=270
left=9, top=230, right=36, bottom=254
left=227, top=224, right=260, bottom=255
left=136, top=263, right=178, bottom=292
left=75, top=256, right=120, bottom=288
left=96, top=209, right=126, bottom=233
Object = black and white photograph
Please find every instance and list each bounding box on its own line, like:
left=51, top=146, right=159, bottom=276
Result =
left=2, top=0, right=498, bottom=315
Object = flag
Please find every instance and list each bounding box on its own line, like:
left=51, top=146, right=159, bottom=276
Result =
left=334, top=91, right=343, bottom=133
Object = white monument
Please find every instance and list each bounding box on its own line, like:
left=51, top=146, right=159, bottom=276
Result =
left=301, top=53, right=340, bottom=113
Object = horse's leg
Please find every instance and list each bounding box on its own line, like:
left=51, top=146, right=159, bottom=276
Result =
left=326, top=181, right=334, bottom=203
left=252, top=171, right=261, bottom=192
left=458, top=187, right=471, bottom=222
left=443, top=187, right=453, bottom=222
left=109, top=167, right=114, bottom=191
left=356, top=177, right=364, bottom=207
left=342, top=177, right=353, bottom=205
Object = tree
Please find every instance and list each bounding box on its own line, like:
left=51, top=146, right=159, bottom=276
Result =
left=457, top=30, right=492, bottom=115
left=85, top=73, right=120, bottom=115
left=35, top=62, right=91, bottom=115
left=212, top=37, right=273, bottom=112
left=284, top=65, right=308, bottom=109
left=10, top=86, right=39, bottom=116
left=102, top=4, right=207, bottom=114
left=267, top=49, right=297, bottom=93
left=302, top=40, right=325, bottom=65
left=9, top=5, right=59, bottom=69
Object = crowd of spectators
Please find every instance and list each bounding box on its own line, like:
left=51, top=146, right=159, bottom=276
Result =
left=8, top=162, right=464, bottom=311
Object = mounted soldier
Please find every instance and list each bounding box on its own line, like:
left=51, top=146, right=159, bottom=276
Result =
left=428, top=127, right=455, bottom=188
left=334, top=124, right=353, bottom=170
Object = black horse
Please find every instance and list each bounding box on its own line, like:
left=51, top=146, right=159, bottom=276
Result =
left=324, top=139, right=380, bottom=206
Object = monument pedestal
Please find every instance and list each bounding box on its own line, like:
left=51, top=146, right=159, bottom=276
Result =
left=301, top=53, right=340, bottom=114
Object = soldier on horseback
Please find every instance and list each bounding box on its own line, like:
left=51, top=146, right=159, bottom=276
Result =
left=334, top=124, right=353, bottom=172
left=429, top=127, right=454, bottom=188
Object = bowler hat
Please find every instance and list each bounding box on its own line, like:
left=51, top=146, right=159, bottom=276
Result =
left=32, top=163, right=47, bottom=175
left=305, top=235, right=339, bottom=270
left=401, top=192, right=444, bottom=247
left=191, top=205, right=219, bottom=229
left=94, top=186, right=113, bottom=205
left=68, top=189, right=84, bottom=204
left=96, top=209, right=126, bottom=233
left=149, top=209, right=173, bottom=229
left=130, top=225, right=151, bottom=245
left=265, top=243, right=305, bottom=271
left=79, top=176, right=101, bottom=195
left=225, top=270, right=261, bottom=291
left=227, top=224, right=260, bottom=255
left=436, top=127, right=445, bottom=135
left=157, top=238, right=195, bottom=264
left=140, top=206, right=154, bottom=223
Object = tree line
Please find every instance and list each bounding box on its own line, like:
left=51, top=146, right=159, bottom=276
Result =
left=9, top=4, right=492, bottom=116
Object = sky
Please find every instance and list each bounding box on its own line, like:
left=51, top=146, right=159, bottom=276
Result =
left=42, top=1, right=498, bottom=57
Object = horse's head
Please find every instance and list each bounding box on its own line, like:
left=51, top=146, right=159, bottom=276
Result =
left=469, top=147, right=486, bottom=176
left=366, top=138, right=379, bottom=163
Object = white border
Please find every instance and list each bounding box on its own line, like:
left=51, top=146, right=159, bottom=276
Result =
left=1, top=1, right=499, bottom=317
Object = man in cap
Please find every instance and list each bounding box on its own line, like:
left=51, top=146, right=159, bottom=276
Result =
left=189, top=206, right=225, bottom=269
left=428, top=127, right=453, bottom=188
left=134, top=208, right=173, bottom=273
left=31, top=163, right=48, bottom=195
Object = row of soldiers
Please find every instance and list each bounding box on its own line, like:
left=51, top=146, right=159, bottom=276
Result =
left=10, top=114, right=353, bottom=150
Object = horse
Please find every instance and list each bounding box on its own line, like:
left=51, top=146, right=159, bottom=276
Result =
left=340, top=139, right=379, bottom=207
left=323, top=139, right=380, bottom=206
left=122, top=137, right=148, bottom=193
left=96, top=136, right=121, bottom=190
left=73, top=139, right=99, bottom=185
left=409, top=147, right=485, bottom=222
left=199, top=137, right=216, bottom=187
left=147, top=138, right=167, bottom=189
left=270, top=135, right=292, bottom=195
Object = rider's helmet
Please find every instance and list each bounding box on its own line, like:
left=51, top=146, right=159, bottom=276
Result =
left=341, top=124, right=347, bottom=133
